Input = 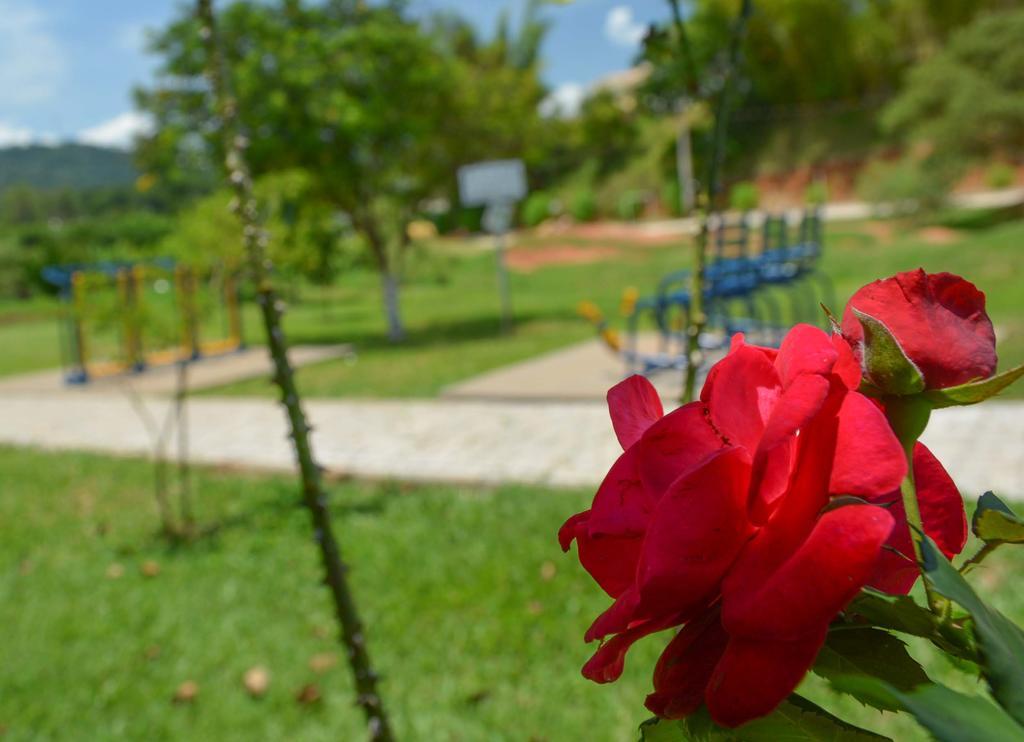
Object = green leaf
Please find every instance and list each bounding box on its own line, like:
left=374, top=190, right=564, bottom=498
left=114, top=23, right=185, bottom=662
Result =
left=830, top=676, right=1024, bottom=742
left=813, top=628, right=929, bottom=711
left=923, top=363, right=1024, bottom=408
left=737, top=695, right=890, bottom=740
left=972, top=491, right=1024, bottom=544
left=921, top=538, right=1024, bottom=723
left=638, top=696, right=890, bottom=741
left=852, top=309, right=926, bottom=395
left=845, top=591, right=937, bottom=639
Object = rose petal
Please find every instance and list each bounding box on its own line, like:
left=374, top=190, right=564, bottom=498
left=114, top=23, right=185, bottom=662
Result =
left=608, top=375, right=664, bottom=450
left=749, top=374, right=830, bottom=520
left=634, top=446, right=754, bottom=623
left=588, top=447, right=653, bottom=537
left=705, top=629, right=827, bottom=728
left=774, top=324, right=838, bottom=386
left=634, top=401, right=726, bottom=498
left=701, top=345, right=781, bottom=452
left=645, top=610, right=729, bottom=720
left=723, top=504, right=894, bottom=641
left=868, top=443, right=966, bottom=594
left=831, top=392, right=907, bottom=496
left=832, top=332, right=863, bottom=389
left=582, top=611, right=683, bottom=684
left=559, top=511, right=643, bottom=599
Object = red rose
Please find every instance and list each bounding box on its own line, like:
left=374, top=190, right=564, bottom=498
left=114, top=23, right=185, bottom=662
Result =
left=560, top=324, right=967, bottom=727
left=841, top=269, right=996, bottom=389
left=865, top=442, right=967, bottom=595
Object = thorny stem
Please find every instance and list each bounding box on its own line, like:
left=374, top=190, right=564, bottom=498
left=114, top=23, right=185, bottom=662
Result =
left=898, top=459, right=943, bottom=614
left=680, top=0, right=753, bottom=404
left=196, top=2, right=394, bottom=739
left=959, top=541, right=1001, bottom=576
left=886, top=396, right=945, bottom=616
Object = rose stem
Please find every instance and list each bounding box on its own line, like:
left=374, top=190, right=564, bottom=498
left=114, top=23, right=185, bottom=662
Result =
left=195, top=2, right=395, bottom=738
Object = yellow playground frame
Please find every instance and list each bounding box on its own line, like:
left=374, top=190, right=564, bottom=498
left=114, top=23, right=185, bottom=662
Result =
left=45, top=260, right=245, bottom=384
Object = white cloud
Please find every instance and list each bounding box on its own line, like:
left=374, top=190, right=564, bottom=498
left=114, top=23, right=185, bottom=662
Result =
left=0, top=1, right=66, bottom=108
left=0, top=122, right=34, bottom=147
left=604, top=5, right=646, bottom=48
left=539, top=82, right=586, bottom=119
left=77, top=111, right=154, bottom=150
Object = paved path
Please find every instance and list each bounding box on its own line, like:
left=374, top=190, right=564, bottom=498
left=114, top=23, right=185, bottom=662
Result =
left=0, top=388, right=1021, bottom=497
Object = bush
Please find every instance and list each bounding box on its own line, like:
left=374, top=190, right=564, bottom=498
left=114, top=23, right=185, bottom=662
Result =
left=661, top=181, right=682, bottom=217
left=856, top=158, right=948, bottom=211
left=729, top=182, right=760, bottom=212
left=570, top=189, right=597, bottom=222
left=986, top=162, right=1016, bottom=190
left=521, top=192, right=553, bottom=228
left=616, top=191, right=645, bottom=221
left=804, top=181, right=828, bottom=206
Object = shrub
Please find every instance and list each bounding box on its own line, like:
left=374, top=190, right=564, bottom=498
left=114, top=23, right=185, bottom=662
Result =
left=856, top=158, right=947, bottom=211
left=728, top=181, right=760, bottom=212
left=616, top=191, right=644, bottom=221
left=985, top=162, right=1016, bottom=190
left=661, top=181, right=682, bottom=217
left=570, top=189, right=597, bottom=222
left=804, top=181, right=828, bottom=206
left=521, top=192, right=553, bottom=228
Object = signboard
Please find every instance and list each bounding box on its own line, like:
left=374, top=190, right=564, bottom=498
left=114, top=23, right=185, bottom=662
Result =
left=457, top=159, right=527, bottom=207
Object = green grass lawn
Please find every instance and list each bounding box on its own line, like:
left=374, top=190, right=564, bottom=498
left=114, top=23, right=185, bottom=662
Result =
left=2, top=214, right=1022, bottom=397
left=1, top=447, right=1022, bottom=740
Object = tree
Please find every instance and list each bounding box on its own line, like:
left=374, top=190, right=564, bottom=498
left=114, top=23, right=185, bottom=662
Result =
left=881, top=8, right=1024, bottom=173
left=138, top=0, right=459, bottom=341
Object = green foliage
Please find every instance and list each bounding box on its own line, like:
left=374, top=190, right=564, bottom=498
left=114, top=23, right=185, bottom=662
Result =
left=521, top=191, right=554, bottom=228
left=882, top=9, right=1024, bottom=172
left=812, top=629, right=929, bottom=712
left=922, top=363, right=1024, bottom=408
left=640, top=695, right=890, bottom=741
left=856, top=158, right=947, bottom=211
left=921, top=538, right=1024, bottom=722
left=805, top=181, right=828, bottom=206
left=830, top=677, right=1024, bottom=742
left=972, top=492, right=1024, bottom=545
left=728, top=182, right=759, bottom=212
left=986, top=163, right=1017, bottom=190
left=662, top=180, right=683, bottom=217
left=569, top=188, right=597, bottom=222
left=616, top=190, right=645, bottom=221
left=852, top=308, right=926, bottom=395
left=0, top=144, right=136, bottom=192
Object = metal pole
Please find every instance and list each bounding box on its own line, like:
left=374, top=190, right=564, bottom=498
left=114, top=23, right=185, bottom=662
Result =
left=495, top=229, right=514, bottom=334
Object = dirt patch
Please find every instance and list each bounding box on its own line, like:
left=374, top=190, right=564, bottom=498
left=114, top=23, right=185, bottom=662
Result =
left=506, top=244, right=621, bottom=273
left=916, top=226, right=962, bottom=245
left=859, top=220, right=895, bottom=244
left=533, top=219, right=680, bottom=246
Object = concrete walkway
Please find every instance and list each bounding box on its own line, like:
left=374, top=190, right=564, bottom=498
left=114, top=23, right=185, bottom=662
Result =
left=0, top=387, right=1021, bottom=497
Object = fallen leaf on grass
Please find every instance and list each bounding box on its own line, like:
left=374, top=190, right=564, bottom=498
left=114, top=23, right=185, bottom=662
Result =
left=539, top=561, right=557, bottom=581
left=308, top=653, right=337, bottom=674
left=141, top=561, right=161, bottom=578
left=295, top=683, right=321, bottom=705
left=173, top=681, right=199, bottom=704
left=243, top=666, right=271, bottom=697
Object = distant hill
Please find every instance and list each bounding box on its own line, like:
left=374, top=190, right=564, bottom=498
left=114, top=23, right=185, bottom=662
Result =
left=0, top=144, right=137, bottom=192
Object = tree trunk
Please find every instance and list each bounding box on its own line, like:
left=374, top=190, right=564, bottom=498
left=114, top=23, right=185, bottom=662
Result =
left=380, top=271, right=405, bottom=342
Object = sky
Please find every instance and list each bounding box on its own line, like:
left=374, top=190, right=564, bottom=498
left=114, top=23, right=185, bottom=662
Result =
left=0, top=0, right=671, bottom=150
